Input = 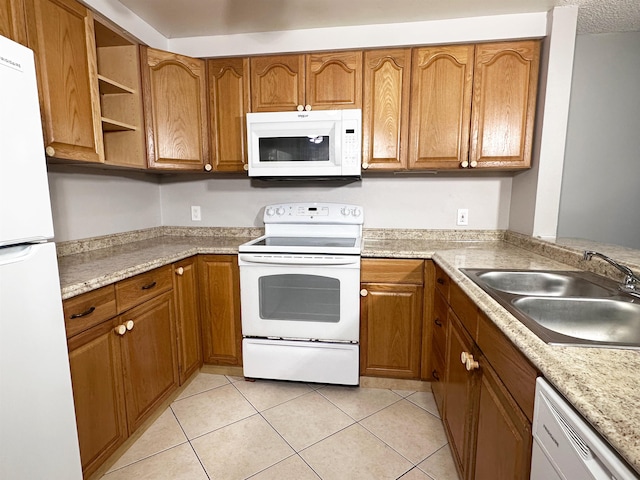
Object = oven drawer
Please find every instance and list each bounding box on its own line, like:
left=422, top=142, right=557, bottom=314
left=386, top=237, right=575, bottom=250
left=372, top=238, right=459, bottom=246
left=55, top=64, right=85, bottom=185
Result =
left=243, top=338, right=359, bottom=385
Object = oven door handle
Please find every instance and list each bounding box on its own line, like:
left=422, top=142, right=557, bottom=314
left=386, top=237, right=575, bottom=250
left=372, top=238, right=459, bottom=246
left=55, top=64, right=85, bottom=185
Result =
left=238, top=254, right=359, bottom=266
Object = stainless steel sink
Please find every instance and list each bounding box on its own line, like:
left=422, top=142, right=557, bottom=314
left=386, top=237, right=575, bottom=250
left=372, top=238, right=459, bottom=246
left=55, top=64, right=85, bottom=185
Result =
left=461, top=268, right=640, bottom=349
left=473, top=270, right=611, bottom=297
left=512, top=297, right=640, bottom=345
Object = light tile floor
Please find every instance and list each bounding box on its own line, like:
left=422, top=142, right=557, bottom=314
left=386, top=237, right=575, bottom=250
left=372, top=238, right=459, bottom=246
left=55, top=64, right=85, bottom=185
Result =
left=101, top=372, right=460, bottom=480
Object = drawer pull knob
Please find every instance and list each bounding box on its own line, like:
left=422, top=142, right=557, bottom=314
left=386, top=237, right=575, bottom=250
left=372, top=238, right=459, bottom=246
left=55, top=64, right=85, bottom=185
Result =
left=176, top=267, right=184, bottom=276
left=434, top=317, right=442, bottom=327
left=125, top=320, right=134, bottom=331
left=70, top=306, right=96, bottom=319
left=114, top=324, right=126, bottom=336
left=432, top=369, right=440, bottom=381
left=360, top=288, right=368, bottom=297
left=437, top=278, right=445, bottom=285
left=141, top=281, right=157, bottom=290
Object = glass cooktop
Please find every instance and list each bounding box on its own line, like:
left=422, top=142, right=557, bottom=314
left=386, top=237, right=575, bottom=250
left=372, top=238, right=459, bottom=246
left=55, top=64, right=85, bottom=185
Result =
left=250, top=236, right=357, bottom=248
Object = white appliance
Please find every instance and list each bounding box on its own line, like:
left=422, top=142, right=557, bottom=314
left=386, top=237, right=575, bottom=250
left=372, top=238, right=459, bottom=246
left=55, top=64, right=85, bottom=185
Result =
left=0, top=35, right=83, bottom=479
left=531, top=378, right=638, bottom=480
left=239, top=202, right=363, bottom=385
left=245, top=109, right=362, bottom=178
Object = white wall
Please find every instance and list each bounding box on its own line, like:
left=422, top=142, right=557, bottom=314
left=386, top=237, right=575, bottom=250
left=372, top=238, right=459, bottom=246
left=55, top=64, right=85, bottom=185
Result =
left=47, top=166, right=162, bottom=241
left=159, top=175, right=512, bottom=229
left=556, top=31, right=640, bottom=249
left=509, top=6, right=578, bottom=240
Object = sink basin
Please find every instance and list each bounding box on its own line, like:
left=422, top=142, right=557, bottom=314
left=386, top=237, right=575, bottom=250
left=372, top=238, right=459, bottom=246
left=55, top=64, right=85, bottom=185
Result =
left=461, top=268, right=640, bottom=348
left=511, top=297, right=640, bottom=346
left=470, top=270, right=612, bottom=297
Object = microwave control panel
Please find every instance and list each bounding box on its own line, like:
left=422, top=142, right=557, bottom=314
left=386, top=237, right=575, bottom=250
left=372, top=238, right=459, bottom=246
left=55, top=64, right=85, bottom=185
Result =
left=341, top=112, right=361, bottom=172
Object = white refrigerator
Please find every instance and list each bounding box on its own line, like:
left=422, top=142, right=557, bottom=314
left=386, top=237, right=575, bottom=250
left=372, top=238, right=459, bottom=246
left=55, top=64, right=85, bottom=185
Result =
left=0, top=35, right=83, bottom=479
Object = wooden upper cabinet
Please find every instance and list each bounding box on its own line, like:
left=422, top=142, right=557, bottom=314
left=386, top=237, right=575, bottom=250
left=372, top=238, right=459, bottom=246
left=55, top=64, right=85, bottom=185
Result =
left=362, top=48, right=411, bottom=170
left=0, top=0, right=27, bottom=45
left=141, top=47, right=209, bottom=171
left=408, top=45, right=474, bottom=170
left=208, top=57, right=251, bottom=172
left=250, top=51, right=362, bottom=112
left=24, top=0, right=104, bottom=163
left=305, top=50, right=362, bottom=110
left=250, top=54, right=304, bottom=112
left=470, top=40, right=540, bottom=169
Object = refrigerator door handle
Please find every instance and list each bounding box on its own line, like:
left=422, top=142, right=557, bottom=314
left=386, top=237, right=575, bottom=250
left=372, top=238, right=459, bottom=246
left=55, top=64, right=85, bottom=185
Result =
left=0, top=244, right=38, bottom=266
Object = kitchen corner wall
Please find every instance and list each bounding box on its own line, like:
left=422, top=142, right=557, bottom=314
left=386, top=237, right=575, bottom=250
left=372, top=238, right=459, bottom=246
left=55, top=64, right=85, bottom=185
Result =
left=47, top=165, right=162, bottom=242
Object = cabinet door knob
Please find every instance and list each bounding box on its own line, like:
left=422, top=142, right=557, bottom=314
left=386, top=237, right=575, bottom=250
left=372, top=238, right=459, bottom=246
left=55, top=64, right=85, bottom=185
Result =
left=432, top=369, right=440, bottom=381
left=437, top=278, right=445, bottom=285
left=434, top=317, right=443, bottom=327
left=243, top=163, right=249, bottom=171
left=305, top=104, right=312, bottom=111
left=360, top=288, right=368, bottom=297
left=297, top=105, right=304, bottom=111
left=469, top=160, right=478, bottom=168
left=461, top=160, right=469, bottom=168
left=176, top=266, right=184, bottom=276
left=465, top=357, right=480, bottom=371
left=125, top=320, right=134, bottom=331
left=204, top=163, right=213, bottom=172
left=362, top=162, right=369, bottom=170
left=460, top=351, right=471, bottom=364
left=45, top=146, right=56, bottom=157
left=114, top=324, right=127, bottom=336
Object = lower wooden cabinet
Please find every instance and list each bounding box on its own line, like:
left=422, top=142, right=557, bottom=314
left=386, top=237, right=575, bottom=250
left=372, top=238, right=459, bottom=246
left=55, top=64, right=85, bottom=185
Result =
left=173, top=257, right=203, bottom=383
left=118, top=290, right=179, bottom=432
left=198, top=255, right=242, bottom=365
left=360, top=259, right=424, bottom=379
left=438, top=266, right=537, bottom=480
left=67, top=317, right=127, bottom=479
left=65, top=267, right=180, bottom=478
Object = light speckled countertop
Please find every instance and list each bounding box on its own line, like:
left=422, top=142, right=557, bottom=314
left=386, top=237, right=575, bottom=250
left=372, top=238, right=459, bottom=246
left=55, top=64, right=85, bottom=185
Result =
left=56, top=228, right=640, bottom=474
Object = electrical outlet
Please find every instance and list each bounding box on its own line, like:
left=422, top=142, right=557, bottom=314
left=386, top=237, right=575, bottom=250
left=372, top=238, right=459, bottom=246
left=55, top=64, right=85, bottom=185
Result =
left=191, top=205, right=201, bottom=222
left=457, top=208, right=469, bottom=226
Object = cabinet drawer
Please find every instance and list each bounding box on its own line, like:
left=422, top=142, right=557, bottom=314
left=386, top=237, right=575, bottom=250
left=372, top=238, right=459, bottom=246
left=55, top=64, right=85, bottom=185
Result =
left=63, top=285, right=117, bottom=338
left=361, top=259, right=424, bottom=284
left=432, top=290, right=448, bottom=353
left=116, top=266, right=173, bottom=313
left=477, top=312, right=538, bottom=421
left=434, top=264, right=450, bottom=299
left=449, top=281, right=478, bottom=338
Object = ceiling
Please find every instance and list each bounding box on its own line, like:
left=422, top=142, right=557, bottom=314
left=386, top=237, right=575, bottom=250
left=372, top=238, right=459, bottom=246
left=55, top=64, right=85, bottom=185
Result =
left=117, top=0, right=640, bottom=39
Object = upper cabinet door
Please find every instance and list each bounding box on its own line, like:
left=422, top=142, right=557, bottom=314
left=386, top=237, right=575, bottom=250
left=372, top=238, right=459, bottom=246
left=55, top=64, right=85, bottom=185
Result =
left=305, top=50, right=362, bottom=110
left=207, top=57, right=250, bottom=172
left=142, top=47, right=209, bottom=171
left=408, top=45, right=474, bottom=170
left=469, top=41, right=540, bottom=169
left=24, top=0, right=104, bottom=163
left=362, top=48, right=411, bottom=171
left=0, top=0, right=27, bottom=45
left=250, top=54, right=304, bottom=112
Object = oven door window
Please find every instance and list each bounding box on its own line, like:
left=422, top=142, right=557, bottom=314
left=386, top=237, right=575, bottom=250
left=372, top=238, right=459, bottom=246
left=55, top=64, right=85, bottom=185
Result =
left=259, top=274, right=339, bottom=322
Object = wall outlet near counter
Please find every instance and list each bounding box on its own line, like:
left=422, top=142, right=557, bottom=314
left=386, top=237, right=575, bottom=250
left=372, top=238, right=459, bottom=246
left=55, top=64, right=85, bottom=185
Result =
left=457, top=208, right=469, bottom=226
left=191, top=205, right=201, bottom=221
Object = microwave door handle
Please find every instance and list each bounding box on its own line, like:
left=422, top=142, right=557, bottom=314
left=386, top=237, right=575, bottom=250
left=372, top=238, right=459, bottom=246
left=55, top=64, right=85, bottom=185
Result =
left=238, top=254, right=358, bottom=266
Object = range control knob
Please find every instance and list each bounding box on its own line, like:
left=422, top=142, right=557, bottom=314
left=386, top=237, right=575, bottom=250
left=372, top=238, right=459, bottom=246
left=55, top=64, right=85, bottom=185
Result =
left=276, top=207, right=285, bottom=216
left=341, top=207, right=350, bottom=216
left=265, top=207, right=275, bottom=217
left=351, top=208, right=361, bottom=217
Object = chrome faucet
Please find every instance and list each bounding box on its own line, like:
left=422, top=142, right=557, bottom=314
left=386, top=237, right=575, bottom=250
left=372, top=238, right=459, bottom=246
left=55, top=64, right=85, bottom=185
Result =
left=583, top=250, right=640, bottom=297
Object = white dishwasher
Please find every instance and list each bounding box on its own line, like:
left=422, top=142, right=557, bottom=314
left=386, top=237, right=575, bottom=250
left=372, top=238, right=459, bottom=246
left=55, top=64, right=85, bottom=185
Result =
left=531, top=378, right=638, bottom=480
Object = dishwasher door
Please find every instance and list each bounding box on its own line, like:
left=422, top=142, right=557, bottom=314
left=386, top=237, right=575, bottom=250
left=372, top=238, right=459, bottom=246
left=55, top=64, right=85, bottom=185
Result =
left=531, top=378, right=638, bottom=480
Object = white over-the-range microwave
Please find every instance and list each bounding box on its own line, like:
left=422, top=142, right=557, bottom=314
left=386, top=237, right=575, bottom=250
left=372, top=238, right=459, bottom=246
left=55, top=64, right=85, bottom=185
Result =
left=245, top=109, right=362, bottom=179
